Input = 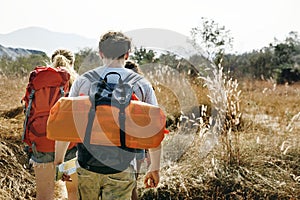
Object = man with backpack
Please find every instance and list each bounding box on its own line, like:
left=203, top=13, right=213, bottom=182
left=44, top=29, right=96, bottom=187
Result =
left=54, top=31, right=161, bottom=199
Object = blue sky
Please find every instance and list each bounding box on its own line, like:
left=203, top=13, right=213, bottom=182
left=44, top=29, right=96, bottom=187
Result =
left=1, top=0, right=300, bottom=53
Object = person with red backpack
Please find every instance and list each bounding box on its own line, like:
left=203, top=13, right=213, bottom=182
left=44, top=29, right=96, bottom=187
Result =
left=22, top=49, right=78, bottom=200
left=54, top=31, right=162, bottom=199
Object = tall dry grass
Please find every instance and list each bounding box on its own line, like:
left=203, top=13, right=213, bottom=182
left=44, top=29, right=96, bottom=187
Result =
left=138, top=63, right=300, bottom=199
left=0, top=74, right=28, bottom=110
left=1, top=67, right=300, bottom=199
left=198, top=62, right=242, bottom=165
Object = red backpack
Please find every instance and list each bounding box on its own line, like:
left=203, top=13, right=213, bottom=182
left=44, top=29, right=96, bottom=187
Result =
left=22, top=66, right=76, bottom=152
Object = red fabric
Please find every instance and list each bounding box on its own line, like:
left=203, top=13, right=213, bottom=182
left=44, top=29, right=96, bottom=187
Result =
left=22, top=66, right=76, bottom=152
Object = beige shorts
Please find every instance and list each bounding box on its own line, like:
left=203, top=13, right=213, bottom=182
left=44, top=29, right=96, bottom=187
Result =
left=77, top=165, right=136, bottom=199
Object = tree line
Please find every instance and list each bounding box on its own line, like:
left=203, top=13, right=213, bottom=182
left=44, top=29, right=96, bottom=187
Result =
left=222, top=31, right=300, bottom=84
left=0, top=23, right=299, bottom=84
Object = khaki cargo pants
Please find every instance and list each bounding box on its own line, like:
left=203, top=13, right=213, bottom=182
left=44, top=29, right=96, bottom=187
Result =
left=77, top=166, right=136, bottom=200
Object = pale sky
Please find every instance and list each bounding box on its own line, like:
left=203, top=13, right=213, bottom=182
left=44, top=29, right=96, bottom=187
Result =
left=1, top=0, right=300, bottom=53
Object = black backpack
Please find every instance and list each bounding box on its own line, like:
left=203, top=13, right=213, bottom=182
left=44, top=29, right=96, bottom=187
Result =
left=77, top=70, right=145, bottom=174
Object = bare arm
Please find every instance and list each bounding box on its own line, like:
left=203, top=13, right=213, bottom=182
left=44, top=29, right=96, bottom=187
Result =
left=54, top=141, right=70, bottom=165
left=144, top=144, right=161, bottom=188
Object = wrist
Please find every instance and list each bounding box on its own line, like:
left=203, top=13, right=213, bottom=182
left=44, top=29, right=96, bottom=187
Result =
left=148, top=168, right=160, bottom=173
left=148, top=163, right=160, bottom=171
left=54, top=160, right=63, bottom=166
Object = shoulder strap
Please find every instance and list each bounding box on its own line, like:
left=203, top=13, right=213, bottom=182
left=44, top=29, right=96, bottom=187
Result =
left=22, top=89, right=35, bottom=141
left=123, top=73, right=145, bottom=101
left=83, top=70, right=102, bottom=82
left=123, top=72, right=144, bottom=86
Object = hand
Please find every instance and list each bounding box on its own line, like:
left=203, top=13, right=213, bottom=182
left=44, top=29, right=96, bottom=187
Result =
left=61, top=173, right=72, bottom=182
left=144, top=170, right=159, bottom=188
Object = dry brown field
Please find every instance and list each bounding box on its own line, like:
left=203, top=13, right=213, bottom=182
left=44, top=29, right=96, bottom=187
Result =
left=0, top=74, right=299, bottom=199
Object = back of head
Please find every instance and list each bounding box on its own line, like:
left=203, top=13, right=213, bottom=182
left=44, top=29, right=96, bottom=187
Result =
left=99, top=31, right=131, bottom=59
left=125, top=60, right=143, bottom=75
left=51, top=49, right=75, bottom=68
left=51, top=49, right=78, bottom=85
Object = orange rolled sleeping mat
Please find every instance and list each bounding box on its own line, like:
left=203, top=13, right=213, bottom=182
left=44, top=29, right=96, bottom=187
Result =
left=47, top=96, right=167, bottom=149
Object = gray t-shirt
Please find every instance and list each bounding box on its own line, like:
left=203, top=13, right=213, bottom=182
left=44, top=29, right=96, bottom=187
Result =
left=69, top=66, right=157, bottom=105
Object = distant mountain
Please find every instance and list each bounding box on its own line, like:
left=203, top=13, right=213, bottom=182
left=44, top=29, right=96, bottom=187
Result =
left=0, top=44, right=46, bottom=60
left=0, top=27, right=97, bottom=56
left=0, top=27, right=202, bottom=58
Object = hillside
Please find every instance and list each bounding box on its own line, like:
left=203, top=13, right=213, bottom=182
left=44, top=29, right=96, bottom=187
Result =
left=0, top=27, right=97, bottom=56
left=0, top=27, right=200, bottom=58
left=0, top=44, right=46, bottom=60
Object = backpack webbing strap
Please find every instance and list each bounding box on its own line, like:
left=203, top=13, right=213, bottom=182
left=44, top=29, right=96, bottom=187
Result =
left=123, top=73, right=145, bottom=101
left=120, top=73, right=144, bottom=147
left=116, top=73, right=143, bottom=148
left=83, top=70, right=101, bottom=82
left=60, top=86, right=65, bottom=97
left=31, top=142, right=38, bottom=155
left=84, top=70, right=143, bottom=86
left=119, top=104, right=126, bottom=148
left=139, top=86, right=145, bottom=102
left=117, top=80, right=128, bottom=148
left=22, top=89, right=35, bottom=141
left=122, top=73, right=144, bottom=86
left=82, top=70, right=102, bottom=145
left=83, top=106, right=96, bottom=146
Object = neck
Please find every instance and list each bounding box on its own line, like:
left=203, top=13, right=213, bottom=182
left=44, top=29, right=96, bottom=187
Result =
left=103, top=58, right=125, bottom=68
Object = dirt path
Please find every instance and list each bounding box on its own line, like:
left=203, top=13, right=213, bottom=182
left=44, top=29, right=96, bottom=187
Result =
left=0, top=107, right=70, bottom=199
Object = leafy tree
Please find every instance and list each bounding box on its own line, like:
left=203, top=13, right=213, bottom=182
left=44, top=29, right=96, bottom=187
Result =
left=270, top=32, right=300, bottom=84
left=74, top=48, right=101, bottom=74
left=248, top=48, right=274, bottom=79
left=190, top=17, right=233, bottom=64
left=130, top=47, right=158, bottom=65
left=158, top=53, right=178, bottom=67
left=221, top=53, right=242, bottom=79
left=273, top=43, right=295, bottom=66
left=285, top=31, right=300, bottom=54
left=221, top=31, right=300, bottom=83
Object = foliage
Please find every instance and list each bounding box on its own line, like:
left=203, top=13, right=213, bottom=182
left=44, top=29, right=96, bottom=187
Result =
left=74, top=48, right=101, bottom=74
left=0, top=54, right=48, bottom=76
left=221, top=32, right=300, bottom=84
left=130, top=47, right=201, bottom=79
left=0, top=48, right=102, bottom=77
left=130, top=47, right=159, bottom=65
left=190, top=17, right=233, bottom=64
left=271, top=35, right=300, bottom=84
left=189, top=18, right=300, bottom=84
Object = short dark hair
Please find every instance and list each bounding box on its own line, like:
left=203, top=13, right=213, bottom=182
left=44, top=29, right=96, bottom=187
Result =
left=99, top=31, right=131, bottom=59
left=125, top=60, right=143, bottom=75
